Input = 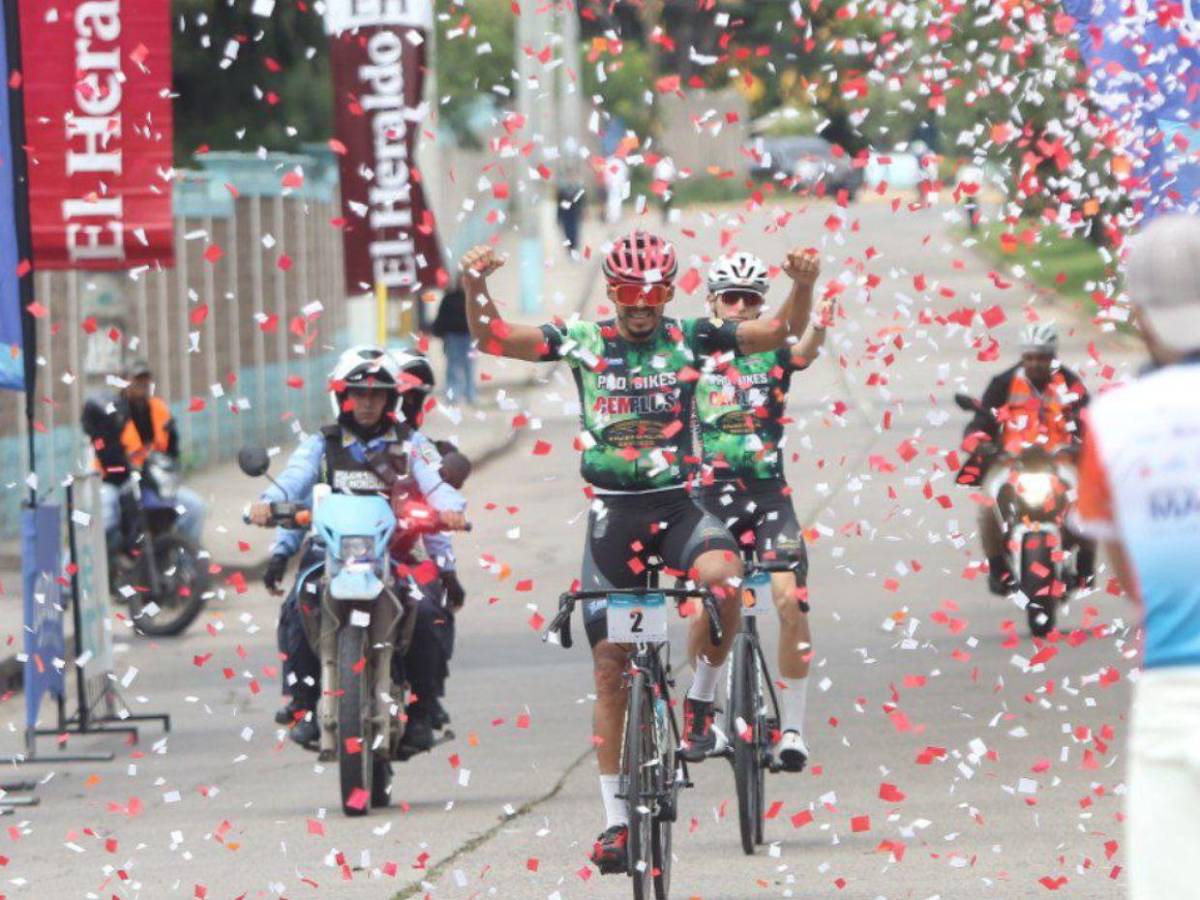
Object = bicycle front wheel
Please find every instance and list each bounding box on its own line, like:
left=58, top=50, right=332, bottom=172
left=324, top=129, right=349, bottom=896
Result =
left=622, top=670, right=654, bottom=899
left=731, top=635, right=764, bottom=855
left=651, top=681, right=675, bottom=900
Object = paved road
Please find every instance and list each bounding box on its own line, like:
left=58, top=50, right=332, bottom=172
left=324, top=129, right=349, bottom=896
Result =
left=0, top=198, right=1140, bottom=899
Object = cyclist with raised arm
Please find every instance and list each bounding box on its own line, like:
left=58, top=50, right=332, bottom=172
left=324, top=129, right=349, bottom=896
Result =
left=692, top=252, right=834, bottom=773
left=460, top=231, right=818, bottom=872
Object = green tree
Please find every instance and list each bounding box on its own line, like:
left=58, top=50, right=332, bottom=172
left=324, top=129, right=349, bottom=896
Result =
left=581, top=39, right=657, bottom=142
left=172, top=0, right=332, bottom=161
left=432, top=0, right=516, bottom=146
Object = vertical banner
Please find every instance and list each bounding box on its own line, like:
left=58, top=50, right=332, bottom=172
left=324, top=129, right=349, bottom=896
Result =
left=1061, top=0, right=1200, bottom=219
left=72, top=474, right=115, bottom=719
left=16, top=0, right=174, bottom=269
left=22, top=504, right=65, bottom=730
left=0, top=1, right=28, bottom=391
left=326, top=0, right=445, bottom=295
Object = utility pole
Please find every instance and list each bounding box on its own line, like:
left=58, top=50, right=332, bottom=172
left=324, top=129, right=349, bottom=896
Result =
left=557, top=1, right=584, bottom=166
left=515, top=0, right=544, bottom=313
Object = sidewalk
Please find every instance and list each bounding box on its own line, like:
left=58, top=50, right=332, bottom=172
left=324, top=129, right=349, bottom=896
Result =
left=0, top=218, right=604, bottom=695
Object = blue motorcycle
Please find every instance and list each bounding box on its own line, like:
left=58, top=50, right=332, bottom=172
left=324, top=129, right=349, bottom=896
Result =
left=240, top=446, right=430, bottom=816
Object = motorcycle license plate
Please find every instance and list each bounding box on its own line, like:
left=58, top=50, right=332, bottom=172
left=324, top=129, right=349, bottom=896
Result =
left=741, top=571, right=772, bottom=616
left=607, top=592, right=668, bottom=643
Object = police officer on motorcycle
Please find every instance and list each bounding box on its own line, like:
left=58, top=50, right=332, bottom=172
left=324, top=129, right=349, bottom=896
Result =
left=248, top=345, right=467, bottom=751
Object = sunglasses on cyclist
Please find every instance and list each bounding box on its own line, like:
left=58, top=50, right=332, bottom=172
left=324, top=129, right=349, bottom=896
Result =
left=610, top=283, right=673, bottom=307
left=714, top=290, right=765, bottom=308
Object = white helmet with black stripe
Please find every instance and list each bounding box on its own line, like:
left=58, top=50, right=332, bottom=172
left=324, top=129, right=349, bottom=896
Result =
left=1019, top=321, right=1059, bottom=354
left=707, top=251, right=770, bottom=297
left=392, top=349, right=436, bottom=427
left=327, top=344, right=403, bottom=418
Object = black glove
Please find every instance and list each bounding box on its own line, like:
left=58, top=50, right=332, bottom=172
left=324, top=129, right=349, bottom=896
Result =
left=441, top=571, right=465, bottom=611
left=264, top=554, right=289, bottom=594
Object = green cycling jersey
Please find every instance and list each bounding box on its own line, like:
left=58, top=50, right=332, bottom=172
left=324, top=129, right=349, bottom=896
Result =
left=540, top=315, right=740, bottom=491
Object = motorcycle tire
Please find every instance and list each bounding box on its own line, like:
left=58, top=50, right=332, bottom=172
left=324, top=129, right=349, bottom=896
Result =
left=337, top=625, right=375, bottom=817
left=1021, top=535, right=1057, bottom=638
left=127, top=534, right=208, bottom=637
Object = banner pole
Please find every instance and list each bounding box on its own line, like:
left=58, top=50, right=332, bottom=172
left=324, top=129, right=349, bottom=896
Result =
left=3, top=1, right=38, bottom=503
left=376, top=281, right=387, bottom=345
left=64, top=482, right=89, bottom=732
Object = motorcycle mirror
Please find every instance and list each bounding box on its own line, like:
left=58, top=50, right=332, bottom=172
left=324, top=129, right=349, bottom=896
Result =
left=238, top=445, right=271, bottom=478
left=953, top=392, right=979, bottom=412
left=440, top=451, right=472, bottom=490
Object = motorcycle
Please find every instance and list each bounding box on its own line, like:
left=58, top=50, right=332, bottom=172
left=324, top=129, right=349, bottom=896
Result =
left=238, top=444, right=468, bottom=816
left=113, top=451, right=210, bottom=637
left=954, top=393, right=1078, bottom=637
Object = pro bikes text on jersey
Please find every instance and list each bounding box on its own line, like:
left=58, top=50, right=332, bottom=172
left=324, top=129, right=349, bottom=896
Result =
left=590, top=370, right=681, bottom=417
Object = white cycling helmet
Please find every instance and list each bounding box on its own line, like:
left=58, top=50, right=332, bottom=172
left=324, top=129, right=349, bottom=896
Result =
left=327, top=344, right=404, bottom=418
left=707, top=252, right=770, bottom=296
left=1019, top=321, right=1059, bottom=354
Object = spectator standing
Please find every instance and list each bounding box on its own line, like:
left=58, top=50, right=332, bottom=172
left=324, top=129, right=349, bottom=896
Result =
left=431, top=280, right=475, bottom=405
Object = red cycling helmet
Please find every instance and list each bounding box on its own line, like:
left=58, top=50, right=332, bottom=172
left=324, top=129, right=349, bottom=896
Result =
left=602, top=230, right=679, bottom=284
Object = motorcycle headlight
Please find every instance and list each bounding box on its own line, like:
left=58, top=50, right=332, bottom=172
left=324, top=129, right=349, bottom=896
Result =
left=339, top=535, right=375, bottom=562
left=1016, top=472, right=1054, bottom=507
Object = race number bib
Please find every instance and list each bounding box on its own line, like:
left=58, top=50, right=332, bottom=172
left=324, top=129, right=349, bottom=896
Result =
left=741, top=572, right=772, bottom=616
left=607, top=592, right=668, bottom=643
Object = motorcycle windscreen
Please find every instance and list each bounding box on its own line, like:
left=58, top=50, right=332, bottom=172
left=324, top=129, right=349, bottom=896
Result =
left=314, top=494, right=395, bottom=600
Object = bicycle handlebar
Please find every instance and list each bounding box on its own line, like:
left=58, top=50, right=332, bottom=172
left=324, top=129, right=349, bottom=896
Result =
left=545, top=587, right=724, bottom=650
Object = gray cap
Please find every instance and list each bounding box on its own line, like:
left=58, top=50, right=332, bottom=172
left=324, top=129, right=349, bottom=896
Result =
left=1126, top=214, right=1200, bottom=351
left=123, top=357, right=152, bottom=378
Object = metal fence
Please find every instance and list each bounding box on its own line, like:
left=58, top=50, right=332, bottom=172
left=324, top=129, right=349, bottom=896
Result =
left=0, top=152, right=349, bottom=537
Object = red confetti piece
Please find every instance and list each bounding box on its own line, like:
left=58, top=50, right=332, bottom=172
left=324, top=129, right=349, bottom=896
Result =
left=277, top=254, right=293, bottom=271
left=678, top=267, right=701, bottom=294
left=790, top=809, right=813, bottom=828
left=878, top=783, right=906, bottom=802
left=532, top=440, right=552, bottom=455
left=850, top=815, right=871, bottom=833
left=203, top=244, right=223, bottom=264
left=190, top=304, right=209, bottom=325
left=515, top=579, right=533, bottom=592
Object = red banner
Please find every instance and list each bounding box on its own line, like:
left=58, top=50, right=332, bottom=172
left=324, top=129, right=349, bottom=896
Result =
left=327, top=0, right=444, bottom=295
left=17, top=0, right=174, bottom=270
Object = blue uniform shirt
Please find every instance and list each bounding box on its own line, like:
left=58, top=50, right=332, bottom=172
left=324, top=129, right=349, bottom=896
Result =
left=260, top=428, right=466, bottom=571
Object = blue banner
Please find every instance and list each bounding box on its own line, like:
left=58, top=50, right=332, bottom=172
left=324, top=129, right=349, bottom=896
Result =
left=0, top=2, right=24, bottom=391
left=1061, top=1, right=1200, bottom=219
left=22, top=504, right=65, bottom=729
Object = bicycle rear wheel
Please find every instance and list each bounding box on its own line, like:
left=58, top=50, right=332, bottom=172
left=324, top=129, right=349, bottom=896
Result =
left=731, top=635, right=764, bottom=855
left=622, top=670, right=654, bottom=899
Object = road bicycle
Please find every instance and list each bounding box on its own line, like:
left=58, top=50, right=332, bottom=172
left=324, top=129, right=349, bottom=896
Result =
left=723, top=553, right=799, bottom=854
left=546, top=568, right=723, bottom=900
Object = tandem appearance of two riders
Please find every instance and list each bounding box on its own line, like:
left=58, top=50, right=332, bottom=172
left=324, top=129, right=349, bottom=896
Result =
left=460, top=230, right=821, bottom=873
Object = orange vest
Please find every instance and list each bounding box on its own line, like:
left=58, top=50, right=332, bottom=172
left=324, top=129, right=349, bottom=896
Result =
left=119, top=397, right=172, bottom=470
left=1000, top=369, right=1072, bottom=454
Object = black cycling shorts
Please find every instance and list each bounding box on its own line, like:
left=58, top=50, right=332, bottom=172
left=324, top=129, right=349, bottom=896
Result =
left=696, top=479, right=808, bottom=587
left=581, top=488, right=740, bottom=647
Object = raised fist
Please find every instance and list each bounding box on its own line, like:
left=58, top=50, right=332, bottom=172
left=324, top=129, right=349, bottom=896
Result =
left=782, top=248, right=820, bottom=291
left=460, top=245, right=505, bottom=285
